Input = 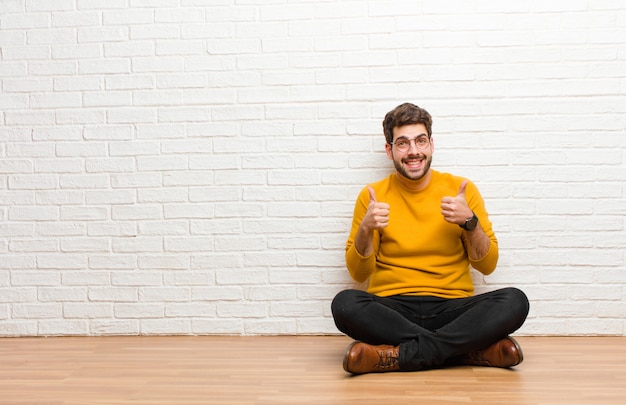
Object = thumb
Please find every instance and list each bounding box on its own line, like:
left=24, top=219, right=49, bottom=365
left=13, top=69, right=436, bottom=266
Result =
left=457, top=180, right=468, bottom=197
left=368, top=186, right=377, bottom=203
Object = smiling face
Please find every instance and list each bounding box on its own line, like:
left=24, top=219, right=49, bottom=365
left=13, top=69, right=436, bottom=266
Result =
left=385, top=123, right=434, bottom=188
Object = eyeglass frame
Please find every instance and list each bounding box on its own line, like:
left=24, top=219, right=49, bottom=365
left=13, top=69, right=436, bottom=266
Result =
left=389, top=135, right=431, bottom=152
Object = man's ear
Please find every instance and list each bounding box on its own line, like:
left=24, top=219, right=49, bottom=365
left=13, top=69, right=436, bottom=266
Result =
left=385, top=143, right=393, bottom=160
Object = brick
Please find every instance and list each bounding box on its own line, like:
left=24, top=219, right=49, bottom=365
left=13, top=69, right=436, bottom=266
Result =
left=39, top=287, right=88, bottom=302
left=111, top=236, right=163, bottom=253
left=83, top=92, right=131, bottom=107
left=9, top=206, right=59, bottom=220
left=39, top=320, right=89, bottom=336
left=245, top=319, right=297, bottom=335
left=62, top=271, right=111, bottom=285
left=52, top=44, right=101, bottom=60
left=164, top=237, right=213, bottom=252
left=165, top=303, right=216, bottom=317
left=114, top=303, right=164, bottom=318
left=13, top=303, right=62, bottom=319
left=10, top=239, right=58, bottom=253
left=90, top=320, right=140, bottom=335
left=89, top=287, right=138, bottom=302
left=88, top=255, right=137, bottom=270
left=138, top=255, right=189, bottom=270
left=192, top=319, right=243, bottom=335
left=191, top=286, right=243, bottom=301
left=141, top=319, right=192, bottom=335
left=139, top=287, right=191, bottom=302
left=64, top=303, right=113, bottom=318
left=60, top=206, right=107, bottom=221
left=217, top=302, right=267, bottom=318
left=140, top=220, right=188, bottom=235
left=28, top=28, right=76, bottom=45
left=12, top=271, right=60, bottom=286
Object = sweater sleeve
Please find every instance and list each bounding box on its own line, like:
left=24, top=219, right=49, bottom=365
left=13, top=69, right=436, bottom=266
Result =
left=345, top=186, right=378, bottom=283
left=465, top=180, right=499, bottom=275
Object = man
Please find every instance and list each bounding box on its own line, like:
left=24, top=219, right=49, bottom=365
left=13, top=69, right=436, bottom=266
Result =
left=331, top=102, right=529, bottom=375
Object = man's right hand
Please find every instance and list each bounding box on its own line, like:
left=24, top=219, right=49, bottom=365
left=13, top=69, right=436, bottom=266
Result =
left=354, top=186, right=389, bottom=257
left=354, top=186, right=389, bottom=256
left=362, top=186, right=390, bottom=232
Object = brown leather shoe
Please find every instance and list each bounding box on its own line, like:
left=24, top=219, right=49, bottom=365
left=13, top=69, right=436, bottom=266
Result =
left=462, top=336, right=523, bottom=368
left=343, top=341, right=400, bottom=374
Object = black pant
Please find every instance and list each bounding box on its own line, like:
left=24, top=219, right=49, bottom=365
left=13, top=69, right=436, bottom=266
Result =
left=331, top=287, right=529, bottom=371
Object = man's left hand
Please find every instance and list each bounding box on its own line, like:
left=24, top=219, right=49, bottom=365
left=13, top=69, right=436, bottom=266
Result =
left=441, top=180, right=473, bottom=225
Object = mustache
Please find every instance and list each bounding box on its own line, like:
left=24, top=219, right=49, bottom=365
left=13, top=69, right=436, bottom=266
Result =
left=401, top=154, right=426, bottom=162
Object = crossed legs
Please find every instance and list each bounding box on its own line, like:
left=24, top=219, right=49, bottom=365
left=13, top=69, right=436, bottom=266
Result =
left=331, top=287, right=529, bottom=372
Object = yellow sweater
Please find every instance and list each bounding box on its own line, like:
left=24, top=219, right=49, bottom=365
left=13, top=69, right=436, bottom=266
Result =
left=345, top=170, right=498, bottom=299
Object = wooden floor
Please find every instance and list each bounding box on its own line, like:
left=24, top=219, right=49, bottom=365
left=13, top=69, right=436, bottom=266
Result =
left=1, top=336, right=626, bottom=404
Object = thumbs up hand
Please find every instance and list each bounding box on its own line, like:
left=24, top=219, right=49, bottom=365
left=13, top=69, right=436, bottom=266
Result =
left=441, top=180, right=473, bottom=225
left=362, top=186, right=390, bottom=232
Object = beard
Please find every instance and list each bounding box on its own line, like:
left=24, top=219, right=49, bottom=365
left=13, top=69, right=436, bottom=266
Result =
left=393, top=153, right=432, bottom=182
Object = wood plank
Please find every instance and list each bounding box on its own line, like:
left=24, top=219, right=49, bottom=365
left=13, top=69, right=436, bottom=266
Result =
left=1, top=336, right=625, bottom=404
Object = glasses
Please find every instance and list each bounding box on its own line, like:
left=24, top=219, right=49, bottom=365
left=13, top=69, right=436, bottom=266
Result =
left=390, top=136, right=430, bottom=152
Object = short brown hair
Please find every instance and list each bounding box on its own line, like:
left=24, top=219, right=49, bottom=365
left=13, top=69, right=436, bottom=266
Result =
left=382, top=103, right=433, bottom=144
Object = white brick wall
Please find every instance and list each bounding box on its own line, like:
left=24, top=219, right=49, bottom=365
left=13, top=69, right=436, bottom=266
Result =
left=1, top=1, right=625, bottom=336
